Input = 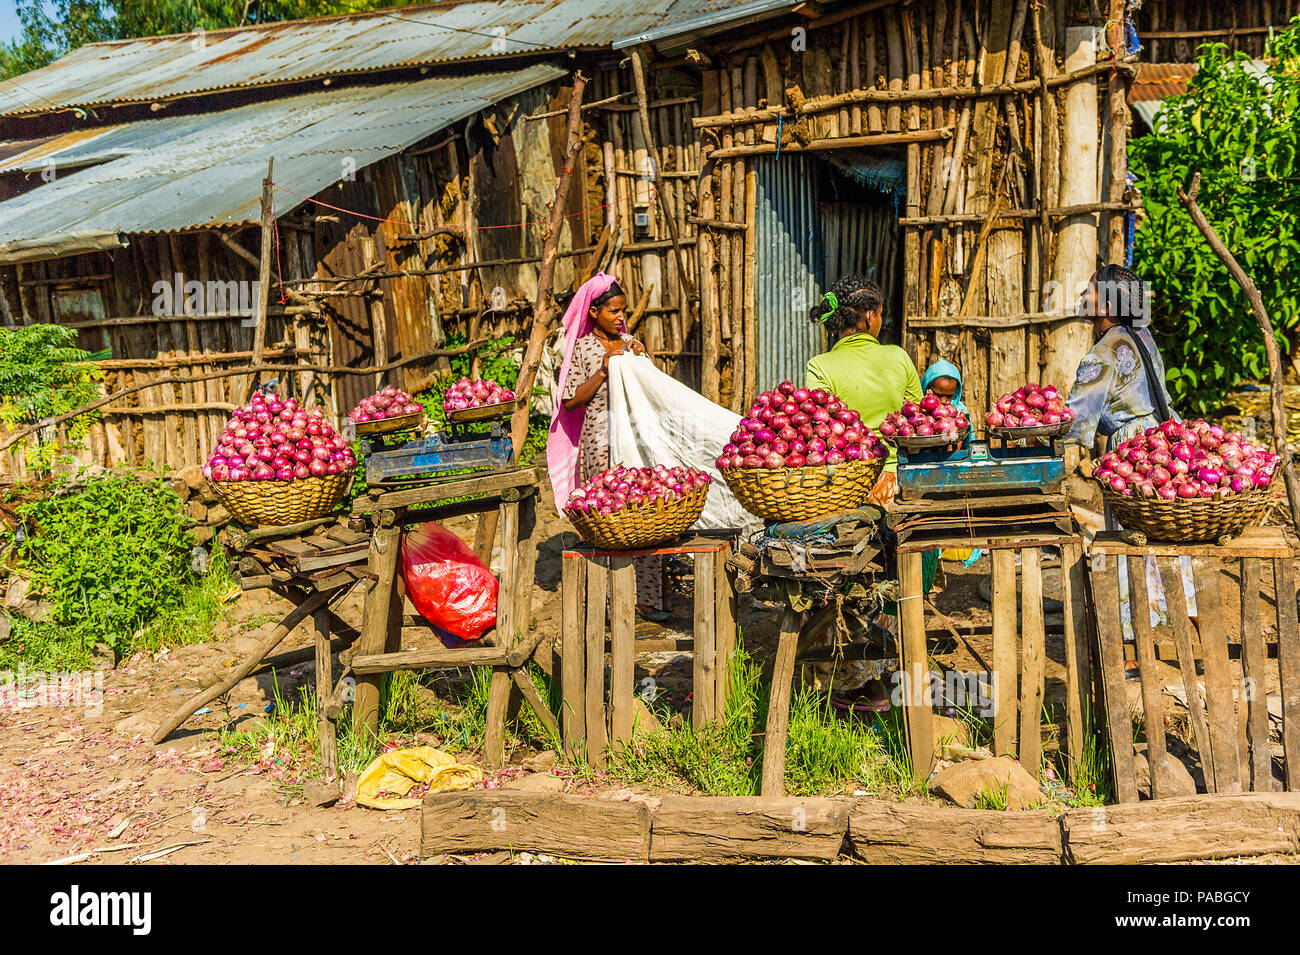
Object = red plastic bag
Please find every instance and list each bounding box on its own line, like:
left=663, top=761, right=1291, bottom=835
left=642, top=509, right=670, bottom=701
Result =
left=401, top=521, right=497, bottom=641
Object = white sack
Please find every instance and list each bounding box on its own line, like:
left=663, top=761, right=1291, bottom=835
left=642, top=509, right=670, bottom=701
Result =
left=606, top=354, right=758, bottom=532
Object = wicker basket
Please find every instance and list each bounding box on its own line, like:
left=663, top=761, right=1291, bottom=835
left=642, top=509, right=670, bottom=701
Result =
left=566, top=485, right=710, bottom=549
left=210, top=470, right=355, bottom=527
left=1098, top=481, right=1278, bottom=543
left=722, top=458, right=884, bottom=523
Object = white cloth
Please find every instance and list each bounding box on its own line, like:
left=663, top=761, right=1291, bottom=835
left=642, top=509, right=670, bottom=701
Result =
left=606, top=353, right=758, bottom=532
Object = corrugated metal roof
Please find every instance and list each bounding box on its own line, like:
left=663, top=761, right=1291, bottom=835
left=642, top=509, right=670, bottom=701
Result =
left=614, top=0, right=798, bottom=50
left=1129, top=62, right=1198, bottom=103
left=0, top=63, right=565, bottom=262
left=0, top=0, right=741, bottom=117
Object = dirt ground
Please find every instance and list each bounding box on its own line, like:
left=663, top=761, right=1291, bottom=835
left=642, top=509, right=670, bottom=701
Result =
left=0, top=477, right=1292, bottom=865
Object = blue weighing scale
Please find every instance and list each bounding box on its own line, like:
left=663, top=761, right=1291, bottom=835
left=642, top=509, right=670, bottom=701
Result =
left=896, top=430, right=1067, bottom=500
left=359, top=403, right=516, bottom=486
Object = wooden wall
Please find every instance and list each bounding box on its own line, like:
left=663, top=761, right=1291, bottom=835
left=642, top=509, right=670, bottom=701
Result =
left=681, top=0, right=1125, bottom=422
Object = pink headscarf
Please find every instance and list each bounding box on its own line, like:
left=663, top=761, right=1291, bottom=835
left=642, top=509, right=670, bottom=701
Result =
left=547, top=272, right=620, bottom=511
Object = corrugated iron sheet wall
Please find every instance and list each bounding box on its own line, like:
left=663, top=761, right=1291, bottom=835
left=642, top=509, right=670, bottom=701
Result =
left=754, top=155, right=825, bottom=393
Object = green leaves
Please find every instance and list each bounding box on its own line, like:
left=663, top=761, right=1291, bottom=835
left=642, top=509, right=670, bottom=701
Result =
left=1131, top=17, right=1300, bottom=415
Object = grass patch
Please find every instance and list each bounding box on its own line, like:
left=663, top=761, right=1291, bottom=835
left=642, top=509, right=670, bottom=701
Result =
left=608, top=643, right=916, bottom=797
left=974, top=779, right=1010, bottom=811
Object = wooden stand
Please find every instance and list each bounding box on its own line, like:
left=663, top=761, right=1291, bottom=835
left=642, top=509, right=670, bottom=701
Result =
left=347, top=467, right=554, bottom=769
left=895, top=530, right=1089, bottom=786
left=559, top=536, right=737, bottom=766
left=1086, top=527, right=1300, bottom=802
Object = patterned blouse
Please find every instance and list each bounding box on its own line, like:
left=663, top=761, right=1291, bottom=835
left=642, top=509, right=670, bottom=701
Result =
left=1065, top=324, right=1179, bottom=450
left=561, top=333, right=612, bottom=482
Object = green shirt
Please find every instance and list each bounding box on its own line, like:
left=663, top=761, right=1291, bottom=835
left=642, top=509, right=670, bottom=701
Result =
left=805, top=332, right=922, bottom=471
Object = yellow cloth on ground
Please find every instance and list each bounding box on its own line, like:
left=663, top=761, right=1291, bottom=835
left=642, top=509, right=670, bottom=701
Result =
left=356, top=746, right=483, bottom=810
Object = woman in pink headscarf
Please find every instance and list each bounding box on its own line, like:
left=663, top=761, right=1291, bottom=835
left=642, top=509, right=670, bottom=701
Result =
left=548, top=273, right=668, bottom=621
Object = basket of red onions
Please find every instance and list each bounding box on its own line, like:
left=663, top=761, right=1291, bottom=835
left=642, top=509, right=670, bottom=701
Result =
left=1093, top=419, right=1281, bottom=542
left=349, top=387, right=424, bottom=435
left=985, top=383, right=1075, bottom=437
left=879, top=392, right=971, bottom=448
left=443, top=377, right=517, bottom=423
left=204, top=392, right=356, bottom=527
left=564, top=465, right=711, bottom=549
left=715, top=382, right=887, bottom=523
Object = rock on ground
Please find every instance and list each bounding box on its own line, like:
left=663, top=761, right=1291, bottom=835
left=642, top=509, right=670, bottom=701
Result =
left=1132, top=741, right=1198, bottom=798
left=929, top=755, right=1045, bottom=810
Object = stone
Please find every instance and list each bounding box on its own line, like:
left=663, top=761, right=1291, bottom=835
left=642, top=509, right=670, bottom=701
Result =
left=632, top=697, right=663, bottom=734
left=114, top=712, right=156, bottom=738
left=176, top=464, right=207, bottom=493
left=1133, top=741, right=1199, bottom=798
left=523, top=749, right=559, bottom=772
left=500, top=773, right=565, bottom=794
left=303, top=779, right=342, bottom=808
left=929, top=755, right=1045, bottom=810
left=4, top=576, right=52, bottom=622
left=187, top=499, right=208, bottom=522
left=192, top=524, right=215, bottom=544
left=206, top=503, right=230, bottom=525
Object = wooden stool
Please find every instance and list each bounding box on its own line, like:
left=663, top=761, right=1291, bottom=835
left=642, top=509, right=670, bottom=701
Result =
left=1086, top=527, right=1299, bottom=801
left=559, top=536, right=737, bottom=765
left=895, top=531, right=1090, bottom=785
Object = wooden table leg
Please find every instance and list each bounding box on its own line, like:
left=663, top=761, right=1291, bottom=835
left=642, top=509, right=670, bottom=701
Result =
left=1275, top=557, right=1300, bottom=791
left=314, top=604, right=338, bottom=781
left=714, top=543, right=737, bottom=718
left=561, top=554, right=587, bottom=760
left=483, top=667, right=512, bottom=769
left=609, top=555, right=636, bottom=746
left=692, top=551, right=717, bottom=726
left=354, top=518, right=401, bottom=741
left=898, top=550, right=933, bottom=784
left=513, top=493, right=539, bottom=644
left=1018, top=548, right=1046, bottom=779
left=761, top=608, right=802, bottom=797
left=990, top=548, right=1018, bottom=757
left=1060, top=542, right=1091, bottom=782
left=584, top=556, right=609, bottom=766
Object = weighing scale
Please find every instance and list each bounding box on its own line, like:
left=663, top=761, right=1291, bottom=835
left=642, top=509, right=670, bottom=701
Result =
left=895, top=426, right=1067, bottom=500
left=357, top=400, right=518, bottom=487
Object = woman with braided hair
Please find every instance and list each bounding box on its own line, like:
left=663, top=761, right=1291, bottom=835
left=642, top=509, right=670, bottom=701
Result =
left=805, top=274, right=922, bottom=505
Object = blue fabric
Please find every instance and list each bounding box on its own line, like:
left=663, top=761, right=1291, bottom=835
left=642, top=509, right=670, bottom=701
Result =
left=920, top=360, right=967, bottom=413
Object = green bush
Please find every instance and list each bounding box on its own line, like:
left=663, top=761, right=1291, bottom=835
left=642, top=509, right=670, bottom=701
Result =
left=0, top=323, right=102, bottom=470
left=12, top=468, right=198, bottom=653
left=1130, top=18, right=1300, bottom=414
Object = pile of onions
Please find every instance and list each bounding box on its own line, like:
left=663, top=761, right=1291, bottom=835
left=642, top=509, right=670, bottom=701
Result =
left=350, top=386, right=422, bottom=423
left=878, top=391, right=971, bottom=440
left=204, top=393, right=356, bottom=482
left=443, top=377, right=516, bottom=413
left=1093, top=419, right=1280, bottom=500
left=565, top=465, right=711, bottom=516
left=714, top=381, right=888, bottom=469
left=985, top=382, right=1075, bottom=429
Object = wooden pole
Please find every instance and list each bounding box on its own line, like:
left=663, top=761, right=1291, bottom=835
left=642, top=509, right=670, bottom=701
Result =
left=250, top=157, right=274, bottom=397
left=630, top=49, right=699, bottom=313
left=1105, top=0, right=1131, bottom=263
left=507, top=71, right=588, bottom=457
left=1176, top=172, right=1300, bottom=535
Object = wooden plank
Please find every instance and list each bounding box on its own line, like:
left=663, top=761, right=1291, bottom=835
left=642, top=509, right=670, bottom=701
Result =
left=1019, top=548, right=1046, bottom=777
left=715, top=542, right=737, bottom=715
left=761, top=608, right=802, bottom=797
left=560, top=555, right=586, bottom=760
left=421, top=792, right=651, bottom=863
left=608, top=555, right=636, bottom=746
left=365, top=467, right=537, bottom=511
left=293, top=545, right=371, bottom=574
left=585, top=556, right=609, bottom=766
left=1275, top=557, right=1300, bottom=790
left=1090, top=552, right=1140, bottom=803
left=847, top=803, right=1063, bottom=864
left=1127, top=555, right=1171, bottom=799
left=1060, top=792, right=1300, bottom=865
left=1158, top=555, right=1216, bottom=793
left=1240, top=557, right=1272, bottom=791
left=898, top=549, right=933, bottom=782
left=349, top=645, right=508, bottom=674
left=353, top=523, right=401, bottom=739
left=990, top=548, right=1018, bottom=756
left=1192, top=556, right=1243, bottom=793
left=509, top=667, right=559, bottom=743
left=650, top=796, right=851, bottom=862
left=512, top=493, right=539, bottom=652
left=692, top=551, right=717, bottom=726
left=1060, top=542, right=1092, bottom=779
left=483, top=668, right=512, bottom=769
left=496, top=500, right=520, bottom=646
left=1089, top=527, right=1294, bottom=559
left=313, top=605, right=338, bottom=781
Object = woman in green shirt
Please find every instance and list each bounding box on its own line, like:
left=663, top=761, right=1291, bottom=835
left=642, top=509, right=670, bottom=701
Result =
left=805, top=274, right=922, bottom=505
